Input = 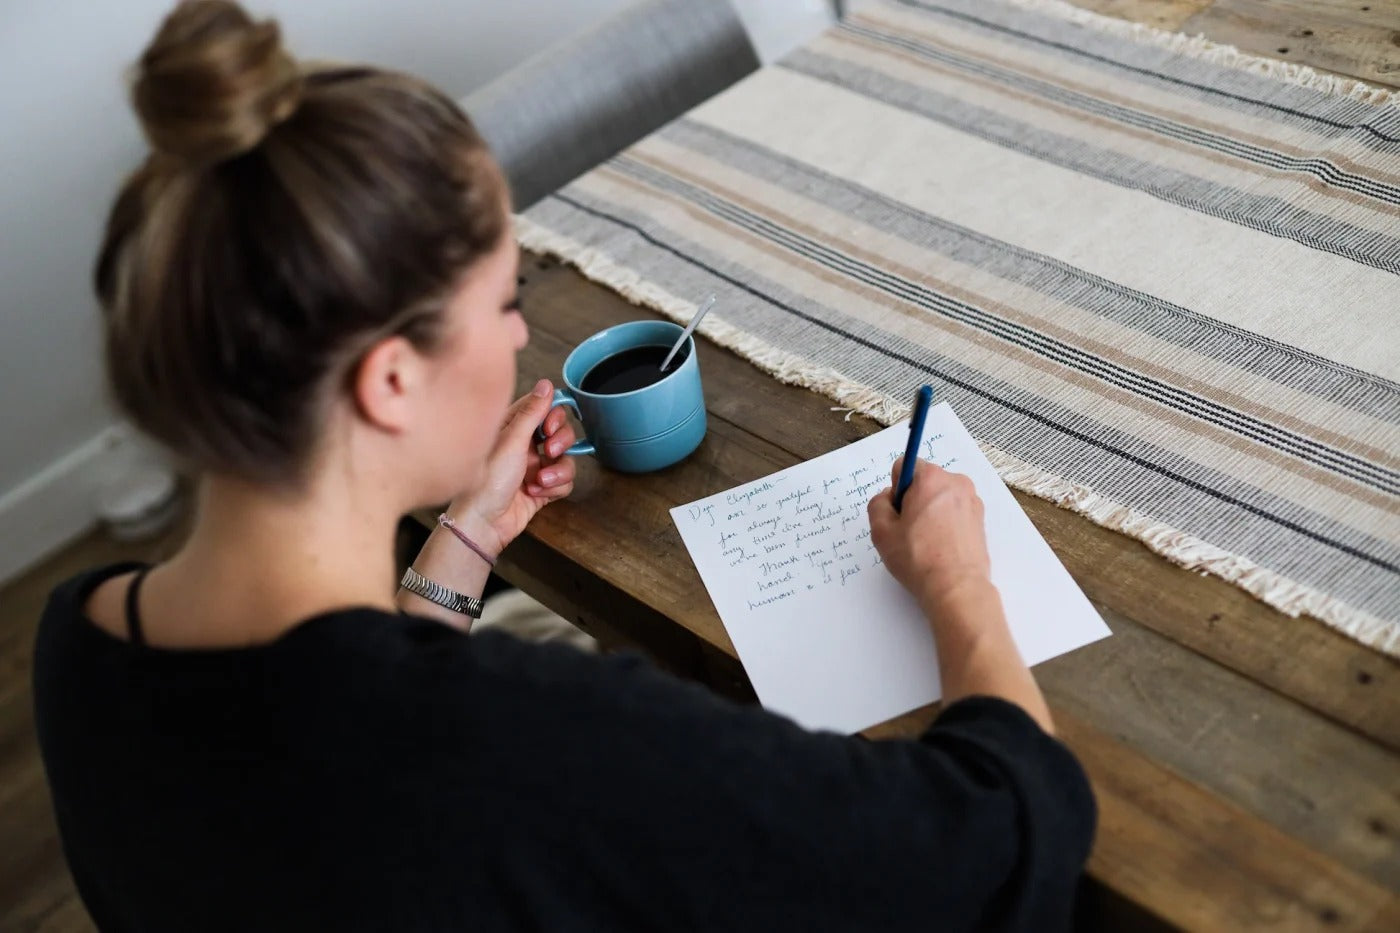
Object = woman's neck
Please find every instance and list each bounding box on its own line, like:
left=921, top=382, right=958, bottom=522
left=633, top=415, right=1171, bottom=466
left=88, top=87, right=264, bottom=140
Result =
left=144, top=471, right=406, bottom=646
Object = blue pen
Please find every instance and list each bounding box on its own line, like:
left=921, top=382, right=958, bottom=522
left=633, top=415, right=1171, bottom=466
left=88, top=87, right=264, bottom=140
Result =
left=893, top=385, right=934, bottom=513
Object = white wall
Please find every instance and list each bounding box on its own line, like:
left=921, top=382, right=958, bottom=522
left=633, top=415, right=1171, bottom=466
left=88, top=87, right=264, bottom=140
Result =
left=0, top=0, right=830, bottom=583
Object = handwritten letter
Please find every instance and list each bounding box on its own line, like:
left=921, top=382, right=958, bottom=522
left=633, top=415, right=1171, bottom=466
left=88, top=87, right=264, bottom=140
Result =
left=672, top=402, right=1110, bottom=733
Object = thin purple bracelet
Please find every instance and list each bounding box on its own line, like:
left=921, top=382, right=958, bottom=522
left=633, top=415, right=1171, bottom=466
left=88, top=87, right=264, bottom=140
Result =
left=437, top=513, right=498, bottom=567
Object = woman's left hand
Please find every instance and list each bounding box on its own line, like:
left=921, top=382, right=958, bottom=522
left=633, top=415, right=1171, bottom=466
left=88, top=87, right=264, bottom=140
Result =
left=445, top=379, right=577, bottom=557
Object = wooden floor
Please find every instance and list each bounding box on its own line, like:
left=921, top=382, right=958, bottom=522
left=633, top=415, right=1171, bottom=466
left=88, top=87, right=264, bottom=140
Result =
left=0, top=525, right=188, bottom=933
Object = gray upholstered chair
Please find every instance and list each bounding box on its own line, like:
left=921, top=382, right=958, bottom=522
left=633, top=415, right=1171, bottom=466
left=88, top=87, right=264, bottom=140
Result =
left=459, top=0, right=760, bottom=210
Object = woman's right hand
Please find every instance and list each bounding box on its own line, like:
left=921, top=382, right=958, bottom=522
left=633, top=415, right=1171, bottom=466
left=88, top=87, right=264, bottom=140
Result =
left=868, top=458, right=992, bottom=612
left=869, top=457, right=1055, bottom=734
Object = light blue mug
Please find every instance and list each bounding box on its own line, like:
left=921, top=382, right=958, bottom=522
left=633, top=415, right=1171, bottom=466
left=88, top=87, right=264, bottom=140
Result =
left=550, top=320, right=706, bottom=473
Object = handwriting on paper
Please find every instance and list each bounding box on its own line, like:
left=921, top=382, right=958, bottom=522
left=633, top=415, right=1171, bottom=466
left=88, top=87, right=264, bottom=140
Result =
left=680, top=437, right=955, bottom=611
left=670, top=402, right=1110, bottom=734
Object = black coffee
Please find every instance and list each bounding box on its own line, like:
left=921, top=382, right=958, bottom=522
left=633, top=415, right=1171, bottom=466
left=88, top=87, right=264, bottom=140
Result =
left=580, top=344, right=688, bottom=395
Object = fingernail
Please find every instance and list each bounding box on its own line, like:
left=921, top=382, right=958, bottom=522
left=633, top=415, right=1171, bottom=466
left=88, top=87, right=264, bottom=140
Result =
left=539, top=469, right=557, bottom=485
left=532, top=379, right=550, bottom=398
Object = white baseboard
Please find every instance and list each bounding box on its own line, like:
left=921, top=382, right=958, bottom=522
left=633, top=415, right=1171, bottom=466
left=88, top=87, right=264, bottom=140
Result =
left=0, top=424, right=127, bottom=586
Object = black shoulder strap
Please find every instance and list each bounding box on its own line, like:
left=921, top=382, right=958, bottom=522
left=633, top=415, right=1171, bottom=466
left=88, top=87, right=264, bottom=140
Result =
left=125, top=567, right=153, bottom=647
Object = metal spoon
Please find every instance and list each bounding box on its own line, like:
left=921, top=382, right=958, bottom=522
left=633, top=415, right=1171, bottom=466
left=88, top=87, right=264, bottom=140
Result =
left=659, top=293, right=716, bottom=372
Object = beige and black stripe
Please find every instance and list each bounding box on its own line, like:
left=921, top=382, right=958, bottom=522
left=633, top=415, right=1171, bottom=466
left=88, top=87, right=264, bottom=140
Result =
left=780, top=50, right=1400, bottom=273
left=602, top=153, right=1399, bottom=492
left=898, top=0, right=1400, bottom=150
left=519, top=0, right=1400, bottom=653
left=659, top=118, right=1400, bottom=421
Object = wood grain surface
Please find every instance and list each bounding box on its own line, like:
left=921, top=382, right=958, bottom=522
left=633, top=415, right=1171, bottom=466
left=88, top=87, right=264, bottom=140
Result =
left=1064, top=0, right=1214, bottom=31
left=1182, top=0, right=1400, bottom=88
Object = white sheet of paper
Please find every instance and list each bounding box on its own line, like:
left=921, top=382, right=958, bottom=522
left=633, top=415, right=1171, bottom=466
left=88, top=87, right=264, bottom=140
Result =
left=671, top=402, right=1110, bottom=734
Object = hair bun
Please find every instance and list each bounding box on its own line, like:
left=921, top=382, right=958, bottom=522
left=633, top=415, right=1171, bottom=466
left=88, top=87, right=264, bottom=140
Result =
left=134, top=1, right=303, bottom=165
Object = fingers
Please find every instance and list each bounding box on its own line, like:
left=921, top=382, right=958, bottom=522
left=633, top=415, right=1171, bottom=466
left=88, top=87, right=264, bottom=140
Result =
left=888, top=455, right=925, bottom=505
left=901, top=465, right=980, bottom=520
left=538, top=421, right=577, bottom=459
left=543, top=405, right=567, bottom=437
left=536, top=455, right=575, bottom=488
left=867, top=485, right=890, bottom=512
left=525, top=450, right=577, bottom=499
left=890, top=456, right=944, bottom=483
left=502, top=378, right=555, bottom=448
left=887, top=457, right=955, bottom=503
left=526, top=478, right=575, bottom=500
left=867, top=488, right=897, bottom=539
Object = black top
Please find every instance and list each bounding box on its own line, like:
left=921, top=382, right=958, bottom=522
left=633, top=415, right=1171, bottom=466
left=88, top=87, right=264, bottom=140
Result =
left=33, top=563, right=1095, bottom=932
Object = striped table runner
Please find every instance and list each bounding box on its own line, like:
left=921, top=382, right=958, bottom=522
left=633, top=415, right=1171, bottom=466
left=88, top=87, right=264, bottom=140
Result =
left=516, top=0, right=1400, bottom=655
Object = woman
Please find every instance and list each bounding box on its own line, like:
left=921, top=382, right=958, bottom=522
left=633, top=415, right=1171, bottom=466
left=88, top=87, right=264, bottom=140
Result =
left=34, top=3, right=1094, bottom=930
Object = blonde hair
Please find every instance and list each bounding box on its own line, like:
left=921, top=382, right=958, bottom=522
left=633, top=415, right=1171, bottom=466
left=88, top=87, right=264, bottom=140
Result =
left=97, top=1, right=508, bottom=483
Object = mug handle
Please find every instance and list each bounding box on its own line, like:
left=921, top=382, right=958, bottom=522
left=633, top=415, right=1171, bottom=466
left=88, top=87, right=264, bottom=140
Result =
left=542, top=388, right=595, bottom=456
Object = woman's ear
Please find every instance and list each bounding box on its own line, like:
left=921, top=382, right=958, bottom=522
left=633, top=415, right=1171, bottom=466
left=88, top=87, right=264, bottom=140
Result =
left=351, top=335, right=423, bottom=433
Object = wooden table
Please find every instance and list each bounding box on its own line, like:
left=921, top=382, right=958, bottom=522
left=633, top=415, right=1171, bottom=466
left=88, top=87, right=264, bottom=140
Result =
left=476, top=3, right=1400, bottom=929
